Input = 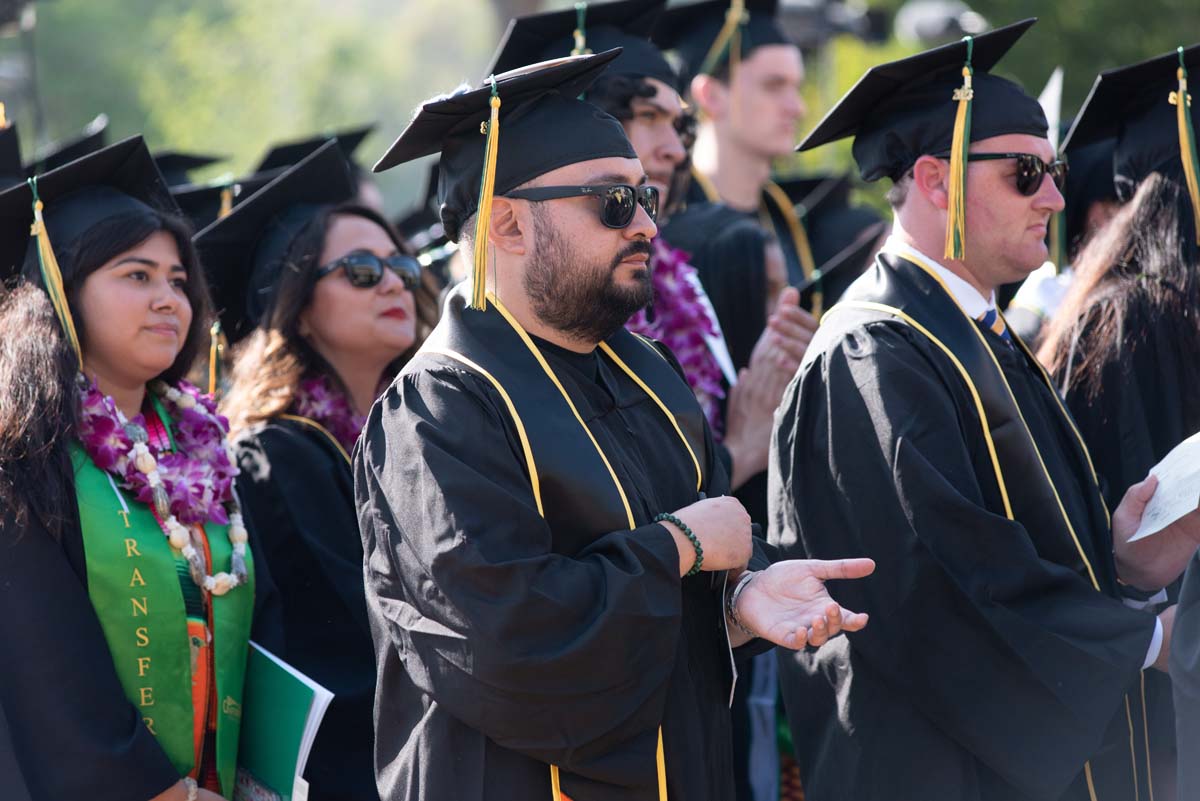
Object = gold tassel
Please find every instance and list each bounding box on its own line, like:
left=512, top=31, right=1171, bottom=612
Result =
left=218, top=185, right=234, bottom=218
left=471, top=78, right=501, bottom=311
left=28, top=180, right=83, bottom=368
left=1049, top=210, right=1065, bottom=274
left=944, top=37, right=975, bottom=261
left=1170, top=47, right=1200, bottom=243
left=0, top=102, right=7, bottom=128
left=570, top=2, right=590, bottom=56
left=207, top=320, right=226, bottom=397
left=699, top=0, right=746, bottom=77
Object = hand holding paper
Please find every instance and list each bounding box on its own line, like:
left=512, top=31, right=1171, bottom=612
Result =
left=1114, top=431, right=1200, bottom=590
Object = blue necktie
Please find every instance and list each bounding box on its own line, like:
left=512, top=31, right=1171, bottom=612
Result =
left=977, top=308, right=1013, bottom=347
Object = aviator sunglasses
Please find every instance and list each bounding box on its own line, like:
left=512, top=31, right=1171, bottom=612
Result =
left=939, top=152, right=1068, bottom=197
left=315, top=251, right=422, bottom=290
left=504, top=183, right=660, bottom=229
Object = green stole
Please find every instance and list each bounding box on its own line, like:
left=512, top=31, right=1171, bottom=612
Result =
left=72, top=397, right=254, bottom=795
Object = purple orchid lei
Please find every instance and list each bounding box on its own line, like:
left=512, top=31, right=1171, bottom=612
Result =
left=77, top=378, right=238, bottom=526
left=292, top=373, right=367, bottom=452
left=626, top=237, right=726, bottom=437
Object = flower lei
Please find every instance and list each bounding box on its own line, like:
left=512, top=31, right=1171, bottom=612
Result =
left=77, top=377, right=248, bottom=595
left=292, top=374, right=367, bottom=452
left=626, top=237, right=727, bottom=436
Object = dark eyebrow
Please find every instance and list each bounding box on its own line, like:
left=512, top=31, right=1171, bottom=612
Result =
left=631, top=98, right=679, bottom=118
left=113, top=256, right=187, bottom=273
left=584, top=171, right=649, bottom=187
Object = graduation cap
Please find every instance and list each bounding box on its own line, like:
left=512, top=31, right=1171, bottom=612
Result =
left=651, top=0, right=791, bottom=85
left=1062, top=45, right=1200, bottom=239
left=798, top=18, right=1046, bottom=261
left=194, top=140, right=355, bottom=343
left=484, top=0, right=676, bottom=90
left=0, top=105, right=24, bottom=190
left=170, top=168, right=285, bottom=231
left=24, top=113, right=109, bottom=176
left=153, top=150, right=226, bottom=187
left=0, top=135, right=177, bottom=367
left=373, top=50, right=637, bottom=310
left=254, top=124, right=374, bottom=173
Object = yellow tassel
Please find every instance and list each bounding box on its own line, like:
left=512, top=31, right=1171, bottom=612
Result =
left=29, top=184, right=83, bottom=369
left=0, top=102, right=7, bottom=128
left=471, top=78, right=501, bottom=311
left=699, top=0, right=746, bottom=77
left=1171, top=49, right=1200, bottom=244
left=571, top=2, right=590, bottom=56
left=207, top=320, right=226, bottom=397
left=1049, top=211, right=1065, bottom=274
left=218, top=186, right=234, bottom=218
left=944, top=49, right=975, bottom=261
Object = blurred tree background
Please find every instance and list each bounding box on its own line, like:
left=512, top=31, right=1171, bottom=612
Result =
left=0, top=0, right=1197, bottom=214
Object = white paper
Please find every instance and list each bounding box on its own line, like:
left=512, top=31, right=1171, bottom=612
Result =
left=1129, top=430, right=1200, bottom=542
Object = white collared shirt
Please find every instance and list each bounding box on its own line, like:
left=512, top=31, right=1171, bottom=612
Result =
left=880, top=235, right=1166, bottom=668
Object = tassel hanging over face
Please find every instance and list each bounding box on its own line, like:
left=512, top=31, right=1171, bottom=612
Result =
left=470, top=77, right=502, bottom=311
left=1170, top=47, right=1200, bottom=243
left=28, top=178, right=84, bottom=368
left=571, top=3, right=590, bottom=56
left=944, top=36, right=975, bottom=262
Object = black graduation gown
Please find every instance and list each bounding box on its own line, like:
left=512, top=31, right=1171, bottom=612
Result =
left=235, top=417, right=380, bottom=801
left=769, top=254, right=1159, bottom=801
left=0, top=485, right=280, bottom=800
left=1170, top=552, right=1200, bottom=797
left=1054, top=286, right=1200, bottom=794
left=354, top=291, right=770, bottom=801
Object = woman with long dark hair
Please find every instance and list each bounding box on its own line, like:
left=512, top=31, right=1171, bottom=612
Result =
left=0, top=138, right=257, bottom=800
left=196, top=141, right=438, bottom=801
left=1040, top=48, right=1200, bottom=800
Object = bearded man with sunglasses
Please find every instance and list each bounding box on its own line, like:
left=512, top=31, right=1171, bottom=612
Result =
left=767, top=21, right=1195, bottom=801
left=356, top=54, right=875, bottom=801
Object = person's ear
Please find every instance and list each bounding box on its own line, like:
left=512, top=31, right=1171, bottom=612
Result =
left=690, top=74, right=727, bottom=120
left=911, top=155, right=950, bottom=211
left=487, top=197, right=528, bottom=256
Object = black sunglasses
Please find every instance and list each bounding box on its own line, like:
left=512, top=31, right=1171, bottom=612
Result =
left=504, top=183, right=659, bottom=229
left=315, top=252, right=422, bottom=290
left=944, top=152, right=1068, bottom=197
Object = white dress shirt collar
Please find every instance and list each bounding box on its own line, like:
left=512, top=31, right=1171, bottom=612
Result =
left=881, top=235, right=995, bottom=319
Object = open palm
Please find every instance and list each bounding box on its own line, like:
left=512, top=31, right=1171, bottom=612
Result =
left=736, top=558, right=875, bottom=650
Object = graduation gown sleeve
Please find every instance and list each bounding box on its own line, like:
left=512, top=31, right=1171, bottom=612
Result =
left=769, top=320, right=1156, bottom=799
left=355, top=365, right=687, bottom=783
left=0, top=509, right=178, bottom=801
left=1171, top=551, right=1200, bottom=796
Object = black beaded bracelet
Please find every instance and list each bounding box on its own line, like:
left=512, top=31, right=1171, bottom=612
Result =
left=655, top=512, right=703, bottom=577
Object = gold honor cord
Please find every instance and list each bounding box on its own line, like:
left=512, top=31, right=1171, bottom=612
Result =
left=762, top=180, right=822, bottom=317
left=1171, top=47, right=1200, bottom=243
left=276, top=414, right=352, bottom=465
left=28, top=178, right=84, bottom=369
left=690, top=164, right=721, bottom=202
left=944, top=36, right=975, bottom=261
left=1141, top=672, right=1156, bottom=801
left=471, top=77, right=502, bottom=310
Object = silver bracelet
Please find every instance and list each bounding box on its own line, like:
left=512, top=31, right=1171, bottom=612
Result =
left=183, top=777, right=199, bottom=801
left=726, top=570, right=758, bottom=638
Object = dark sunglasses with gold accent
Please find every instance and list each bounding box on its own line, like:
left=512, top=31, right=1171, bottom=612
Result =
left=504, top=183, right=659, bottom=229
left=315, top=251, right=422, bottom=289
left=939, top=152, right=1068, bottom=197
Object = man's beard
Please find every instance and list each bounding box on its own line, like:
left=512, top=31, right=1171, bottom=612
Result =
left=523, top=208, right=654, bottom=344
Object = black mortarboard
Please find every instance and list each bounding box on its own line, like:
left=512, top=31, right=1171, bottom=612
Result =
left=373, top=51, right=637, bottom=309
left=0, top=135, right=177, bottom=364
left=170, top=168, right=285, bottom=231
left=798, top=19, right=1045, bottom=260
left=254, top=125, right=374, bottom=173
left=153, top=151, right=226, bottom=187
left=24, top=114, right=109, bottom=176
left=0, top=120, right=23, bottom=190
left=194, top=140, right=355, bottom=342
left=1061, top=45, right=1200, bottom=210
left=485, top=0, right=676, bottom=90
left=651, top=0, right=790, bottom=85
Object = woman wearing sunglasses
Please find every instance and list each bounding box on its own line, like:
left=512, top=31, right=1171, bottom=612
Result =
left=195, top=142, right=438, bottom=801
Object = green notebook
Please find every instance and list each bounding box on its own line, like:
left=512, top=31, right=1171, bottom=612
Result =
left=234, top=641, right=334, bottom=801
